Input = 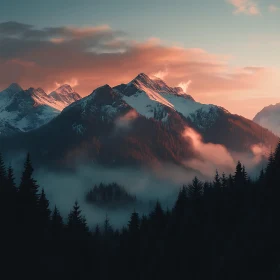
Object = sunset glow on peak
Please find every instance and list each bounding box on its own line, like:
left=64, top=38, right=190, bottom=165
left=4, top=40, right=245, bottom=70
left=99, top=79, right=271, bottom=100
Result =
left=0, top=1, right=279, bottom=120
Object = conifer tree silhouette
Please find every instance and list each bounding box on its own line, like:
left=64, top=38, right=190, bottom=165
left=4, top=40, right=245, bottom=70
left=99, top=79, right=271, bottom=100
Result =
left=67, top=200, right=88, bottom=238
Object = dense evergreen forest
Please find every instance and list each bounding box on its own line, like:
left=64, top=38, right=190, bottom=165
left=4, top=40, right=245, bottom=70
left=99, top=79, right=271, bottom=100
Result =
left=2, top=143, right=280, bottom=280
left=86, top=183, right=137, bottom=208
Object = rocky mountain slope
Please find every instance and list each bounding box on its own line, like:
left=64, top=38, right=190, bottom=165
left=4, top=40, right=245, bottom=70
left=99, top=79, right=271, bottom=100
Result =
left=0, top=74, right=277, bottom=168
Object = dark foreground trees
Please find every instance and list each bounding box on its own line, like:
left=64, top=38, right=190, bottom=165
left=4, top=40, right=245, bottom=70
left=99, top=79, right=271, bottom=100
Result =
left=2, top=143, right=280, bottom=280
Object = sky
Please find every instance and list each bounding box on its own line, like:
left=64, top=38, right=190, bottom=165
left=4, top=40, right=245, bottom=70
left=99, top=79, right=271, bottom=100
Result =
left=0, top=0, right=279, bottom=119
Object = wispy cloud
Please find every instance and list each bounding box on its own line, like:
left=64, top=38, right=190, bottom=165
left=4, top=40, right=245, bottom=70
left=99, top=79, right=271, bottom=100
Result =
left=268, top=4, right=279, bottom=12
left=227, top=0, right=260, bottom=15
left=0, top=21, right=279, bottom=119
left=178, top=81, right=192, bottom=93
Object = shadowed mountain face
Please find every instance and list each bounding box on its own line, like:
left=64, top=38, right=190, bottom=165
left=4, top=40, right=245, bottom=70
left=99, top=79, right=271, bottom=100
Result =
left=0, top=84, right=81, bottom=136
left=253, top=103, right=280, bottom=137
left=0, top=74, right=278, bottom=168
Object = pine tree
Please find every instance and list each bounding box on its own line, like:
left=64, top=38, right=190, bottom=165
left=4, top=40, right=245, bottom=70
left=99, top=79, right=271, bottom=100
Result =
left=18, top=153, right=39, bottom=209
left=267, top=151, right=275, bottom=172
left=242, top=165, right=248, bottom=184
left=38, top=189, right=51, bottom=227
left=67, top=201, right=89, bottom=238
left=0, top=159, right=14, bottom=236
left=259, top=168, right=265, bottom=183
left=228, top=174, right=234, bottom=189
left=51, top=205, right=63, bottom=238
left=103, top=214, right=113, bottom=237
left=140, top=214, right=149, bottom=233
left=6, top=166, right=16, bottom=194
left=0, top=153, right=6, bottom=184
left=266, top=151, right=276, bottom=189
left=150, top=201, right=164, bottom=220
left=0, top=153, right=7, bottom=200
left=203, top=182, right=211, bottom=196
left=234, top=161, right=244, bottom=187
left=128, top=211, right=140, bottom=236
left=150, top=201, right=166, bottom=234
left=188, top=177, right=203, bottom=200
left=221, top=173, right=228, bottom=189
left=94, top=225, right=101, bottom=239
left=17, top=153, right=39, bottom=228
left=274, top=140, right=280, bottom=168
left=4, top=166, right=17, bottom=227
left=213, top=170, right=222, bottom=190
left=173, top=185, right=188, bottom=219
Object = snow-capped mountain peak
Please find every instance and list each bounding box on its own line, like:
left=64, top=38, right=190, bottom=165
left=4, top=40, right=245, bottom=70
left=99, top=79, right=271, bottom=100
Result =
left=131, top=73, right=172, bottom=93
left=49, top=84, right=81, bottom=109
left=27, top=87, right=48, bottom=97
left=54, top=84, right=75, bottom=95
left=0, top=82, right=82, bottom=136
left=113, top=73, right=217, bottom=125
left=79, top=84, right=121, bottom=110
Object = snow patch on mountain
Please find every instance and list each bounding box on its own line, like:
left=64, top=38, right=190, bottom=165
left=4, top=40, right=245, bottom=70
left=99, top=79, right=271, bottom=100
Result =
left=116, top=73, right=224, bottom=128
left=122, top=91, right=167, bottom=118
left=0, top=83, right=81, bottom=136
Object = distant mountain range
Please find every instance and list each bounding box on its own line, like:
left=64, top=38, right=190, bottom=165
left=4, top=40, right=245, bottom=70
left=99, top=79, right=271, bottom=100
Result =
left=0, top=73, right=277, bottom=168
left=253, top=103, right=280, bottom=137
left=0, top=83, right=81, bottom=136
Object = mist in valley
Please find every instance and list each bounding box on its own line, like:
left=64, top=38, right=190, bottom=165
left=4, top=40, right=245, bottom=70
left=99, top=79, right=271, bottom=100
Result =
left=4, top=130, right=268, bottom=229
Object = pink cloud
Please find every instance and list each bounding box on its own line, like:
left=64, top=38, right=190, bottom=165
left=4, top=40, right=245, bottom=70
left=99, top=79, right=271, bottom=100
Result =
left=268, top=5, right=279, bottom=12
left=50, top=38, right=65, bottom=44
left=115, top=110, right=139, bottom=130
left=182, top=127, right=235, bottom=176
left=227, top=0, right=260, bottom=15
left=183, top=127, right=270, bottom=177
left=0, top=21, right=280, bottom=119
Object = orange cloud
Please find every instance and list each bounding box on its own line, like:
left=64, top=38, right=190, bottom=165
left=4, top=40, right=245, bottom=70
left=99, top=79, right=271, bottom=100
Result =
left=50, top=38, right=65, bottom=44
left=227, top=0, right=260, bottom=15
left=0, top=21, right=279, bottom=119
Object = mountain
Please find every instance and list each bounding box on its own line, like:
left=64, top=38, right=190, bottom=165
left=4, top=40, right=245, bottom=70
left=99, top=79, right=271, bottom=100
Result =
left=114, top=73, right=223, bottom=126
left=253, top=103, right=280, bottom=136
left=0, top=83, right=81, bottom=136
left=49, top=84, right=81, bottom=110
left=0, top=74, right=278, bottom=168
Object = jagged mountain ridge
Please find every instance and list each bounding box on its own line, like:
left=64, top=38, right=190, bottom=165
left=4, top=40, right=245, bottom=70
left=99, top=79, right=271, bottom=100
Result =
left=49, top=84, right=81, bottom=110
left=0, top=73, right=278, bottom=169
left=0, top=83, right=81, bottom=136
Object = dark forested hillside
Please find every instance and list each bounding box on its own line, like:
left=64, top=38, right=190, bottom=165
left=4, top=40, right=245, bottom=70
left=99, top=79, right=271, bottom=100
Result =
left=86, top=182, right=137, bottom=208
left=2, top=145, right=280, bottom=280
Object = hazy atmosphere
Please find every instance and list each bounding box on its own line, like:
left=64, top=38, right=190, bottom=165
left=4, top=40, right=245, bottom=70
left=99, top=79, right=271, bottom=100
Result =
left=1, top=0, right=280, bottom=119
left=1, top=1, right=280, bottom=279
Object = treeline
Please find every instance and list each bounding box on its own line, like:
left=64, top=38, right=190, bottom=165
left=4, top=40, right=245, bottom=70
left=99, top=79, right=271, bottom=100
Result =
left=1, top=145, right=280, bottom=280
left=86, top=182, right=137, bottom=208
